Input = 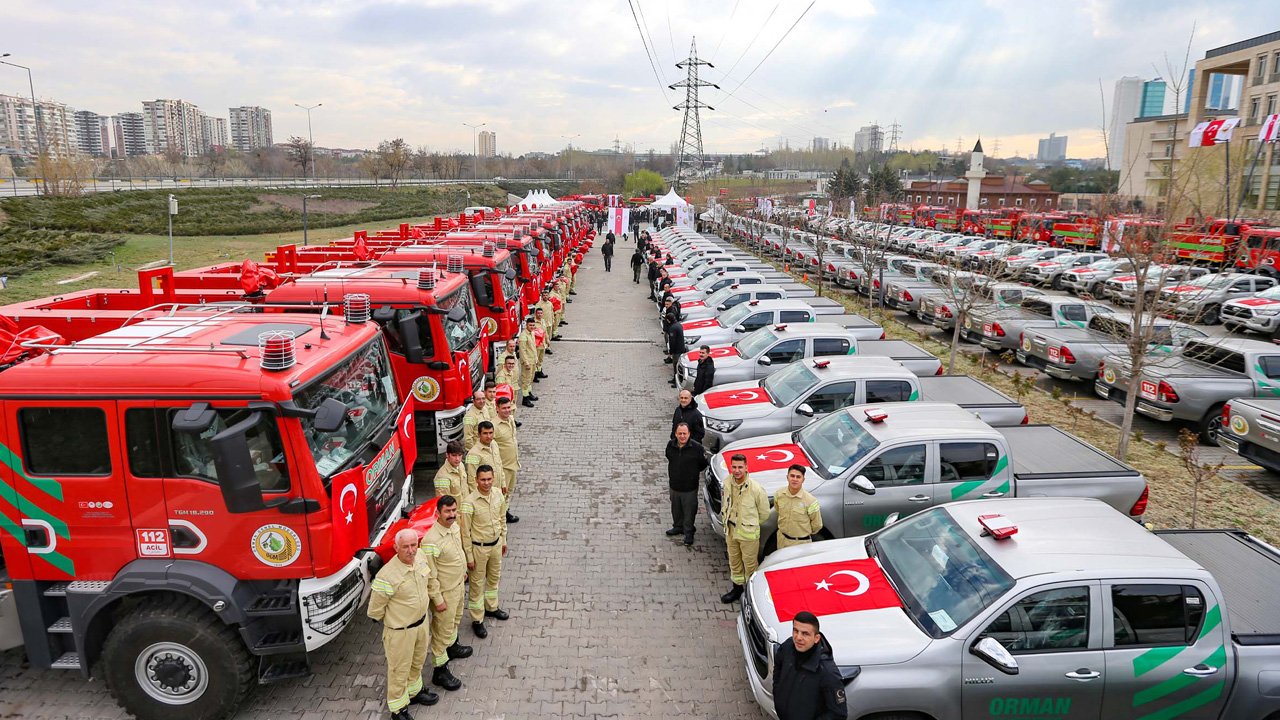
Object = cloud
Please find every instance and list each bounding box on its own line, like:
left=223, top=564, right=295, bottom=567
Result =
left=2, top=0, right=1278, bottom=158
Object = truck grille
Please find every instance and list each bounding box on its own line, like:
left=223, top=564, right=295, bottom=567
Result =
left=706, top=475, right=722, bottom=514
left=742, top=591, right=770, bottom=679
left=1222, top=304, right=1252, bottom=321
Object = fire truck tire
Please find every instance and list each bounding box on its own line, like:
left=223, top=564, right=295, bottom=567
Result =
left=101, top=596, right=254, bottom=720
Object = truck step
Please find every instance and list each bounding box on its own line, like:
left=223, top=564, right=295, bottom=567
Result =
left=67, top=581, right=112, bottom=593
left=245, top=591, right=295, bottom=616
left=259, top=657, right=309, bottom=684
left=42, top=582, right=70, bottom=598
left=50, top=652, right=81, bottom=670
left=47, top=617, right=73, bottom=634
left=251, top=630, right=304, bottom=655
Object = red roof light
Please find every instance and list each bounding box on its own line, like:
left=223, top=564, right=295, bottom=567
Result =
left=978, top=514, right=1018, bottom=540
left=864, top=408, right=888, bottom=423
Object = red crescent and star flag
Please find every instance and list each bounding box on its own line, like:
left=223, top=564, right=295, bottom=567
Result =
left=765, top=558, right=902, bottom=622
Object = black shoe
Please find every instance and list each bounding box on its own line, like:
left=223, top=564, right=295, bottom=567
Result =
left=668, top=381, right=677, bottom=388
left=545, top=348, right=554, bottom=355
left=552, top=335, right=563, bottom=341
left=409, top=687, right=439, bottom=706
left=391, top=709, right=414, bottom=720
left=559, top=321, right=568, bottom=326
left=432, top=663, right=462, bottom=691
left=527, top=393, right=539, bottom=401
left=536, top=371, right=548, bottom=379
left=665, top=527, right=682, bottom=536
left=533, top=376, right=541, bottom=383
left=684, top=536, right=694, bottom=546
left=566, top=298, right=573, bottom=303
left=506, top=511, right=519, bottom=523
left=484, top=608, right=510, bottom=621
left=515, top=420, right=523, bottom=427
left=447, top=641, right=473, bottom=659
left=720, top=585, right=744, bottom=604
left=472, top=621, right=488, bottom=639
left=663, top=357, right=674, bottom=364
left=522, top=398, right=535, bottom=408
left=569, top=291, right=577, bottom=295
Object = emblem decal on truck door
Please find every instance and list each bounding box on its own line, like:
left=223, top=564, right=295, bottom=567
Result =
left=251, top=524, right=302, bottom=567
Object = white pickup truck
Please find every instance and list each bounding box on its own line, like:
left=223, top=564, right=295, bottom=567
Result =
left=739, top=497, right=1280, bottom=720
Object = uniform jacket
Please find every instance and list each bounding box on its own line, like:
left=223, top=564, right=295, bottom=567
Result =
left=420, top=521, right=466, bottom=603
left=722, top=474, right=770, bottom=541
left=492, top=413, right=519, bottom=475
left=665, top=438, right=709, bottom=492
left=775, top=487, right=823, bottom=540
left=518, top=329, right=538, bottom=366
left=367, top=555, right=430, bottom=628
left=462, top=403, right=488, bottom=450
left=433, top=460, right=467, bottom=499
left=461, top=487, right=508, bottom=564
left=772, top=636, right=847, bottom=720
left=692, top=357, right=716, bottom=396
left=495, top=364, right=520, bottom=388
left=671, top=399, right=705, bottom=444
left=465, top=441, right=507, bottom=493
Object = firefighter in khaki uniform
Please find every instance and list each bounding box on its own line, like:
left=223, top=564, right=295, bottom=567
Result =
left=367, top=529, right=437, bottom=719
left=495, top=353, right=520, bottom=390
left=419, top=495, right=470, bottom=692
left=532, top=307, right=550, bottom=367
left=462, top=465, right=510, bottom=639
left=433, top=441, right=467, bottom=498
left=491, top=396, right=520, bottom=522
left=774, top=464, right=823, bottom=550
left=518, top=317, right=539, bottom=408
left=720, top=453, right=770, bottom=604
left=465, top=421, right=507, bottom=500
left=461, top=390, right=489, bottom=451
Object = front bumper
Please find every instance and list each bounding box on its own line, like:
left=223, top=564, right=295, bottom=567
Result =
left=703, top=473, right=726, bottom=538
left=737, top=612, right=778, bottom=719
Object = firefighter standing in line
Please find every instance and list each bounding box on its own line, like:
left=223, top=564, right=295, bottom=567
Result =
left=774, top=464, right=823, bottom=550
left=465, top=421, right=507, bottom=499
left=532, top=307, right=550, bottom=367
left=462, top=465, right=510, bottom=639
left=536, top=290, right=557, bottom=349
left=433, top=441, right=467, bottom=498
left=420, top=495, right=471, bottom=692
left=518, top=316, right=539, bottom=408
left=495, top=354, right=520, bottom=390
left=461, top=390, right=489, bottom=451
left=721, top=453, right=770, bottom=604
left=368, top=529, right=437, bottom=719
left=492, top=395, right=520, bottom=516
left=482, top=379, right=498, bottom=421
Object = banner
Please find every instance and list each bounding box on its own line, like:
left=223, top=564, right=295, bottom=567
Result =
left=1260, top=114, right=1280, bottom=143
left=675, top=204, right=693, bottom=227
left=765, top=558, right=902, bottom=622
left=608, top=207, right=630, bottom=235
left=806, top=199, right=816, bottom=216
left=1188, top=117, right=1241, bottom=147
left=606, top=194, right=621, bottom=208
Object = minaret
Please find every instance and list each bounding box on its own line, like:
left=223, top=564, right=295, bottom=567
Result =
left=964, top=139, right=986, bottom=209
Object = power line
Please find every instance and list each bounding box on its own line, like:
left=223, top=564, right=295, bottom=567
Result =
left=719, top=3, right=778, bottom=80
left=633, top=0, right=667, bottom=70
left=627, top=0, right=672, bottom=103
left=666, top=7, right=678, bottom=60
left=724, top=1, right=815, bottom=99
left=711, top=0, right=740, bottom=61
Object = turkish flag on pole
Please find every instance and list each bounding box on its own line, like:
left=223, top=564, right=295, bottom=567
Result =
left=765, top=558, right=902, bottom=622
left=1260, top=114, right=1280, bottom=143
left=1188, top=117, right=1241, bottom=147
left=329, top=466, right=370, bottom=567
left=396, top=400, right=417, bottom=474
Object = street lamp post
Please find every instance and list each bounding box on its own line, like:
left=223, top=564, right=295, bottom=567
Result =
left=293, top=102, right=322, bottom=180
left=1, top=53, right=45, bottom=195
left=462, top=122, right=486, bottom=181
left=560, top=134, right=580, bottom=180
left=302, top=194, right=321, bottom=246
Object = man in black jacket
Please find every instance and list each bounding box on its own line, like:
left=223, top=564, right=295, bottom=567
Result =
left=772, top=612, right=848, bottom=720
left=691, top=345, right=715, bottom=396
left=666, top=320, right=686, bottom=388
left=670, top=389, right=704, bottom=443
left=630, top=248, right=644, bottom=283
left=664, top=422, right=707, bottom=546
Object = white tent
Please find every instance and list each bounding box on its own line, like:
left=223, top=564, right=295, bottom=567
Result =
left=537, top=190, right=556, bottom=205
left=648, top=188, right=690, bottom=209
left=521, top=190, right=539, bottom=207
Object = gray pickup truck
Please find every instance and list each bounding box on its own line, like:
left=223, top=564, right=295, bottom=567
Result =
left=677, top=299, right=852, bottom=347
left=1018, top=312, right=1208, bottom=381
left=678, top=283, right=814, bottom=321
left=1220, top=397, right=1280, bottom=473
left=918, top=282, right=1043, bottom=331
left=705, top=402, right=1148, bottom=546
left=1159, top=272, right=1277, bottom=325
left=1020, top=251, right=1109, bottom=288
left=964, top=296, right=1110, bottom=352
left=884, top=262, right=949, bottom=314
left=738, top=498, right=1280, bottom=720
left=700, top=356, right=1027, bottom=450
left=1095, top=337, right=1280, bottom=444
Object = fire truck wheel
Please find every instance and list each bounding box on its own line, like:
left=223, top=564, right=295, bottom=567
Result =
left=101, top=596, right=253, bottom=720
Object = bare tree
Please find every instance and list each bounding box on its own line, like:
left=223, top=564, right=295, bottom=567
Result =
left=285, top=136, right=312, bottom=177
left=376, top=138, right=411, bottom=187
left=1178, top=427, right=1223, bottom=528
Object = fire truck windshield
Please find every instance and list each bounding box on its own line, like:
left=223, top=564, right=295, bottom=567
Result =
left=495, top=257, right=518, bottom=303
left=440, top=286, right=480, bottom=352
left=525, top=248, right=540, bottom=278
left=296, top=339, right=398, bottom=480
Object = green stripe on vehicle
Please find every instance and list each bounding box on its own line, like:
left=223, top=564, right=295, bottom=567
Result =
left=949, top=480, right=985, bottom=500
left=908, top=389, right=920, bottom=401
left=0, top=443, right=63, bottom=502
left=1134, top=680, right=1225, bottom=720
left=0, top=477, right=69, bottom=539
left=1132, top=645, right=1226, bottom=707
left=1133, top=606, right=1222, bottom=677
left=949, top=456, right=1009, bottom=500
left=0, top=510, right=75, bottom=576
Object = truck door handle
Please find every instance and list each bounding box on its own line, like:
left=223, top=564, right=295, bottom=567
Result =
left=1183, top=664, right=1219, bottom=678
left=1064, top=669, right=1100, bottom=681
left=981, top=490, right=1006, bottom=498
left=907, top=495, right=930, bottom=503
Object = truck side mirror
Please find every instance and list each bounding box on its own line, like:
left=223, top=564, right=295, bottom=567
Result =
left=313, top=398, right=348, bottom=434
left=796, top=403, right=815, bottom=417
left=505, top=267, right=517, bottom=280
left=397, top=310, right=425, bottom=364
left=209, top=411, right=272, bottom=514
left=372, top=306, right=395, bottom=324
left=447, top=306, right=468, bottom=323
left=172, top=402, right=216, bottom=433
left=470, top=273, right=493, bottom=306
left=971, top=637, right=1019, bottom=675
left=849, top=475, right=875, bottom=495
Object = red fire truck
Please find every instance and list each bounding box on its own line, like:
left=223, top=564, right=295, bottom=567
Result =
left=0, top=305, right=435, bottom=720
left=1052, top=218, right=1101, bottom=248
left=1237, top=227, right=1280, bottom=274
left=912, top=205, right=948, bottom=229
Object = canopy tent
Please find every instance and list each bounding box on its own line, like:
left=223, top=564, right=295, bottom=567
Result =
left=647, top=189, right=690, bottom=209
left=521, top=190, right=540, bottom=207
left=536, top=190, right=557, bottom=205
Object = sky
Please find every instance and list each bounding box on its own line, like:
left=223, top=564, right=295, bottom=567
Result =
left=3, top=0, right=1279, bottom=159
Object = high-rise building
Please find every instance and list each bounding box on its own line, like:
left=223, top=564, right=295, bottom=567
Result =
left=112, top=112, right=146, bottom=157
left=1036, top=133, right=1068, bottom=162
left=1140, top=80, right=1167, bottom=118
left=200, top=113, right=227, bottom=152
left=142, top=98, right=205, bottom=157
left=1187, top=72, right=1243, bottom=112
left=853, top=124, right=883, bottom=153
left=0, top=94, right=76, bottom=157
left=228, top=106, right=273, bottom=152
left=477, top=130, right=496, bottom=158
left=812, top=136, right=830, bottom=153
left=1108, top=76, right=1143, bottom=170
left=73, top=110, right=111, bottom=156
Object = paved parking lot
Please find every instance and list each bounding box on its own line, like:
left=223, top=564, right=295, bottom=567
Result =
left=0, top=250, right=766, bottom=719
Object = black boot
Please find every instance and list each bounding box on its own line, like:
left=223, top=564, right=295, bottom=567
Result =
left=432, top=663, right=462, bottom=691
left=720, top=584, right=744, bottom=604
left=533, top=376, right=541, bottom=383
left=447, top=641, right=473, bottom=659
left=409, top=686, right=439, bottom=706
left=552, top=335, right=563, bottom=341
left=472, top=621, right=488, bottom=639
left=536, top=371, right=548, bottom=379
left=527, top=393, right=539, bottom=401
left=391, top=710, right=414, bottom=720
left=545, top=348, right=554, bottom=355
left=522, top=397, right=535, bottom=408
left=484, top=608, right=510, bottom=621
left=665, top=527, right=682, bottom=536
left=506, top=511, right=519, bottom=523
left=559, top=320, right=568, bottom=326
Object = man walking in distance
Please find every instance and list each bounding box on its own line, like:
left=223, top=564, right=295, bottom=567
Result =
left=772, top=612, right=847, bottom=720
left=721, top=453, right=769, bottom=604
left=631, top=247, right=644, bottom=283
left=461, top=390, right=489, bottom=451
left=465, top=420, right=507, bottom=499
left=462, top=465, right=510, bottom=639
left=775, top=464, right=823, bottom=550
left=368, top=529, right=437, bottom=719
left=518, top=316, right=539, bottom=408
left=665, top=422, right=707, bottom=546
left=433, top=441, right=467, bottom=499
left=492, top=395, right=520, bottom=523
left=420, top=495, right=471, bottom=692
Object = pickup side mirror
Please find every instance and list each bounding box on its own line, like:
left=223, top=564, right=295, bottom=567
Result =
left=313, top=397, right=349, bottom=434
left=971, top=637, right=1019, bottom=675
left=883, top=512, right=901, bottom=526
left=735, top=324, right=747, bottom=333
left=849, top=475, right=875, bottom=495
left=796, top=402, right=815, bottom=417
left=757, top=355, right=773, bottom=366
left=208, top=411, right=277, bottom=514
left=717, top=304, right=729, bottom=311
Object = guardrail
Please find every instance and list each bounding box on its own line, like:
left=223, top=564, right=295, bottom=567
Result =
left=0, top=176, right=576, bottom=197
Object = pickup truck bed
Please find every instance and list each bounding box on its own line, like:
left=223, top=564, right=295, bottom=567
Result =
left=859, top=340, right=942, bottom=376
left=803, top=296, right=846, bottom=312
left=918, top=375, right=1026, bottom=426
left=998, top=424, right=1141, bottom=480
left=774, top=283, right=817, bottom=298
left=1156, top=530, right=1280, bottom=645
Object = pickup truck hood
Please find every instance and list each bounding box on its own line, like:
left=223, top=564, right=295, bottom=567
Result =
left=700, top=382, right=779, bottom=421
left=684, top=345, right=750, bottom=373
left=681, top=317, right=726, bottom=332
left=1227, top=296, right=1280, bottom=309
left=679, top=299, right=706, bottom=310
left=751, top=539, right=930, bottom=666
left=719, top=431, right=812, bottom=490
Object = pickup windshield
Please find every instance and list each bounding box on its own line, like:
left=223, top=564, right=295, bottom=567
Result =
left=868, top=509, right=1015, bottom=638
left=735, top=328, right=778, bottom=358
left=795, top=412, right=879, bottom=479
left=440, top=287, right=480, bottom=352
left=297, top=339, right=399, bottom=482
left=762, top=363, right=819, bottom=406
left=702, top=286, right=737, bottom=308
left=718, top=303, right=755, bottom=329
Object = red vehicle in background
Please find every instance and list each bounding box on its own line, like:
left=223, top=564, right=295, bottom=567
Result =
left=1052, top=217, right=1101, bottom=248
left=1237, top=227, right=1280, bottom=275
left=912, top=205, right=948, bottom=228
left=986, top=210, right=1025, bottom=240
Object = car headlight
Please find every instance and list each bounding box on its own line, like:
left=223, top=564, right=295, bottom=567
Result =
left=1255, top=309, right=1280, bottom=317
left=704, top=417, right=742, bottom=433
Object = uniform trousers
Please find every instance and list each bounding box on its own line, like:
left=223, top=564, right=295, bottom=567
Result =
left=726, top=534, right=760, bottom=586
left=468, top=543, right=503, bottom=622
left=383, top=622, right=429, bottom=711
left=429, top=583, right=465, bottom=667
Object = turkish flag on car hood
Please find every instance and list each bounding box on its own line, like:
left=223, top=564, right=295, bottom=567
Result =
left=765, top=558, right=902, bottom=622
left=722, top=442, right=808, bottom=473
left=680, top=300, right=706, bottom=309
left=687, top=345, right=740, bottom=361
left=702, top=386, right=772, bottom=409
left=681, top=318, right=720, bottom=331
